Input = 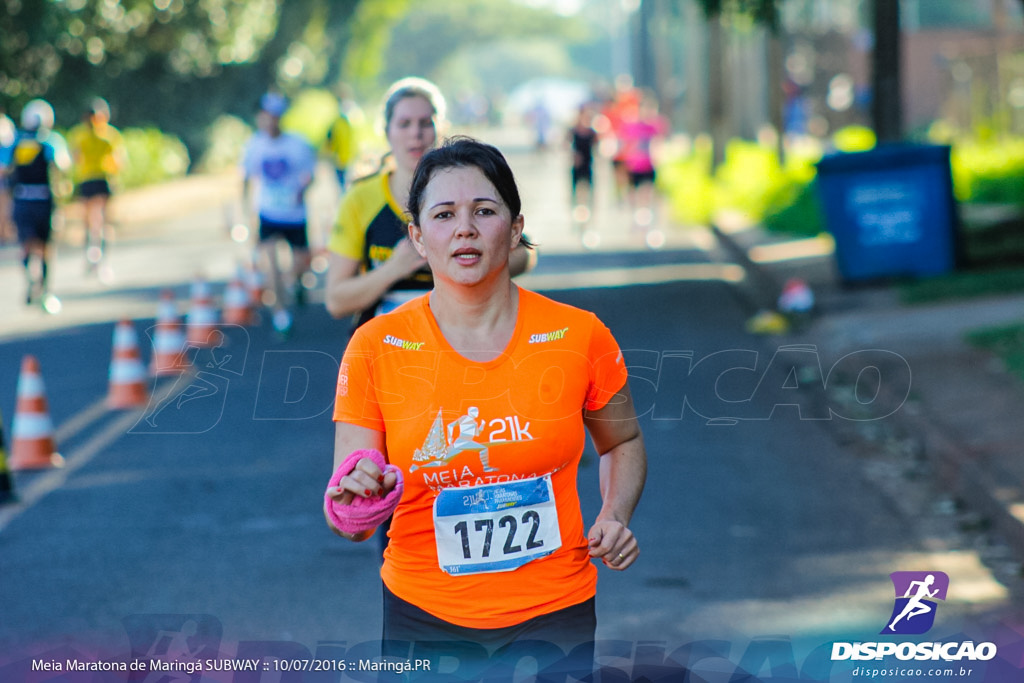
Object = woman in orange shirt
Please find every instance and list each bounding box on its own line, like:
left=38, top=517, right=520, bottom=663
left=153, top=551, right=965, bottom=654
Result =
left=326, top=137, right=646, bottom=676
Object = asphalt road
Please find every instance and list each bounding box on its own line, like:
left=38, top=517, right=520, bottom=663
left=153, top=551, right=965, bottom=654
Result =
left=0, top=137, right=1020, bottom=681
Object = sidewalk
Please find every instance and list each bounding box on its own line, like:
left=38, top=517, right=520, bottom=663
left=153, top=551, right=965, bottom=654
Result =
left=0, top=171, right=247, bottom=341
left=716, top=220, right=1024, bottom=562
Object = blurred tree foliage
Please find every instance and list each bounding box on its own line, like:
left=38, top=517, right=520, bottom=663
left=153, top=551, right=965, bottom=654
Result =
left=119, top=127, right=190, bottom=188
left=341, top=0, right=412, bottom=99
left=696, top=0, right=780, bottom=30
left=341, top=0, right=590, bottom=104
left=382, top=0, right=589, bottom=89
left=0, top=0, right=359, bottom=163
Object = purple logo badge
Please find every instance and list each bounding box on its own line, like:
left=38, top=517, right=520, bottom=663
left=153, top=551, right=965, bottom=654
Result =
left=882, top=571, right=949, bottom=635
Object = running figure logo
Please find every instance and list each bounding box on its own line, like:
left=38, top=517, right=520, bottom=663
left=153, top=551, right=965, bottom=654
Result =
left=411, top=407, right=499, bottom=473
left=882, top=571, right=949, bottom=635
left=122, top=613, right=222, bottom=682
left=130, top=328, right=249, bottom=435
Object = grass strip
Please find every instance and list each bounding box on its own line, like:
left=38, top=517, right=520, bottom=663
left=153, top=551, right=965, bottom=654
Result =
left=966, top=322, right=1024, bottom=382
left=899, top=267, right=1024, bottom=305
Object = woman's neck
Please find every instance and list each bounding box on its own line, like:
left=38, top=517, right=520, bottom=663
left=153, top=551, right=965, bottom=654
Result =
left=429, top=281, right=519, bottom=362
left=389, top=165, right=414, bottom=212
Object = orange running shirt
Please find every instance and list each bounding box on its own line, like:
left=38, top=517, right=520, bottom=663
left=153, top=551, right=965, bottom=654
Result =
left=333, top=287, right=629, bottom=628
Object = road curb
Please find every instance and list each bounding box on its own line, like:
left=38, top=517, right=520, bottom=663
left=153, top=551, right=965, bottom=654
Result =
left=709, top=223, right=783, bottom=314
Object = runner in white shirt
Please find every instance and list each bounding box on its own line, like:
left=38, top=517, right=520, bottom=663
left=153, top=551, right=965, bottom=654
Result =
left=242, top=92, right=317, bottom=336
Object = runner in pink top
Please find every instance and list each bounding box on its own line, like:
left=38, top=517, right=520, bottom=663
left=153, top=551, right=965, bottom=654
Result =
left=619, top=94, right=667, bottom=241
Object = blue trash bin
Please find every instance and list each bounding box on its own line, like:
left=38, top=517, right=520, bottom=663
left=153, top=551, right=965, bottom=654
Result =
left=815, top=144, right=959, bottom=282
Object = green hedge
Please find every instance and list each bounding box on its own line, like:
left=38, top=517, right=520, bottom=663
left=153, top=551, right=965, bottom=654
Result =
left=658, top=128, right=1024, bottom=240
left=195, top=115, right=252, bottom=174
left=119, top=127, right=190, bottom=189
left=657, top=135, right=822, bottom=236
left=950, top=139, right=1024, bottom=207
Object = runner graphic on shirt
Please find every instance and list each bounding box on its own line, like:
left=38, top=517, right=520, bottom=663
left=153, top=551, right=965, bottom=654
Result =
left=411, top=407, right=499, bottom=472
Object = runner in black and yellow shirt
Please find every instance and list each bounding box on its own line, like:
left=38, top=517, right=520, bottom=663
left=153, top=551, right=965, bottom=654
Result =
left=325, top=77, right=534, bottom=330
left=327, top=156, right=433, bottom=328
left=0, top=99, right=70, bottom=309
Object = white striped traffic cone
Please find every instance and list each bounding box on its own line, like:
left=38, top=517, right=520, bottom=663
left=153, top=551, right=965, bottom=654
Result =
left=222, top=275, right=256, bottom=326
left=151, top=289, right=189, bottom=376
left=108, top=320, right=150, bottom=409
left=185, top=277, right=218, bottom=347
left=246, top=259, right=266, bottom=310
left=10, top=355, right=63, bottom=470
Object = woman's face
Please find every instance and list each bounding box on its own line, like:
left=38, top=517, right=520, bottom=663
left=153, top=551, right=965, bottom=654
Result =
left=256, top=110, right=280, bottom=136
left=386, top=95, right=437, bottom=174
left=410, top=165, right=523, bottom=288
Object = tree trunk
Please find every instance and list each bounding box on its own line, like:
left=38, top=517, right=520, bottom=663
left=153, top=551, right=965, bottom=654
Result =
left=871, top=0, right=902, bottom=143
left=634, top=0, right=656, bottom=91
left=767, top=18, right=785, bottom=164
left=708, top=11, right=727, bottom=168
left=993, top=0, right=1012, bottom=138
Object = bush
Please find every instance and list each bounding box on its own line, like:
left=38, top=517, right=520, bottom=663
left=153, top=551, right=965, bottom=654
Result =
left=196, top=115, right=252, bottom=174
left=280, top=88, right=341, bottom=149
left=832, top=125, right=876, bottom=152
left=657, top=136, right=715, bottom=226
left=754, top=139, right=823, bottom=237
left=950, top=139, right=1024, bottom=206
left=967, top=320, right=1024, bottom=381
left=120, top=127, right=190, bottom=189
left=658, top=125, right=1024, bottom=242
left=762, top=179, right=826, bottom=237
left=713, top=139, right=784, bottom=220
left=657, top=133, right=825, bottom=236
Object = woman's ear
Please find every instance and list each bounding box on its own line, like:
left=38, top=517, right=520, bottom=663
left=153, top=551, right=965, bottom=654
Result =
left=511, top=214, right=525, bottom=249
left=408, top=222, right=428, bottom=258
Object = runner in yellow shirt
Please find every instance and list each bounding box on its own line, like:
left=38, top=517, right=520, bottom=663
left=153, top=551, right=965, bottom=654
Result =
left=323, top=104, right=358, bottom=189
left=67, top=98, right=125, bottom=277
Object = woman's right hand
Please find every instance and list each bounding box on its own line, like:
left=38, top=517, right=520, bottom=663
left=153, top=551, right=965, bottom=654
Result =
left=386, top=238, right=428, bottom=278
left=326, top=456, right=399, bottom=506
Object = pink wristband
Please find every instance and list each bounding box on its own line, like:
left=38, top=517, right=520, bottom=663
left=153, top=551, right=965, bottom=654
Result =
left=324, top=449, right=403, bottom=535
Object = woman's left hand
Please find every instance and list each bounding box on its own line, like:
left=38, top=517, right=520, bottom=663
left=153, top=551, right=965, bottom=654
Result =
left=587, top=519, right=638, bottom=570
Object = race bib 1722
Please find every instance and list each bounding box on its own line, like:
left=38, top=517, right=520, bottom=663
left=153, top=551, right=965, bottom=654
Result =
left=432, top=475, right=561, bottom=575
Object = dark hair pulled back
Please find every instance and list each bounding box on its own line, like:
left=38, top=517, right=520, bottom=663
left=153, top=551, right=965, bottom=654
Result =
left=407, top=136, right=534, bottom=249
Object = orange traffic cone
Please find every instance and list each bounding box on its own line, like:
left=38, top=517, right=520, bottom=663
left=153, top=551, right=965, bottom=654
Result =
left=185, top=276, right=218, bottom=347
left=10, top=355, right=63, bottom=470
left=0, top=408, right=16, bottom=504
left=246, top=259, right=266, bottom=309
left=151, top=290, right=189, bottom=376
left=222, top=275, right=256, bottom=326
left=108, top=320, right=150, bottom=409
